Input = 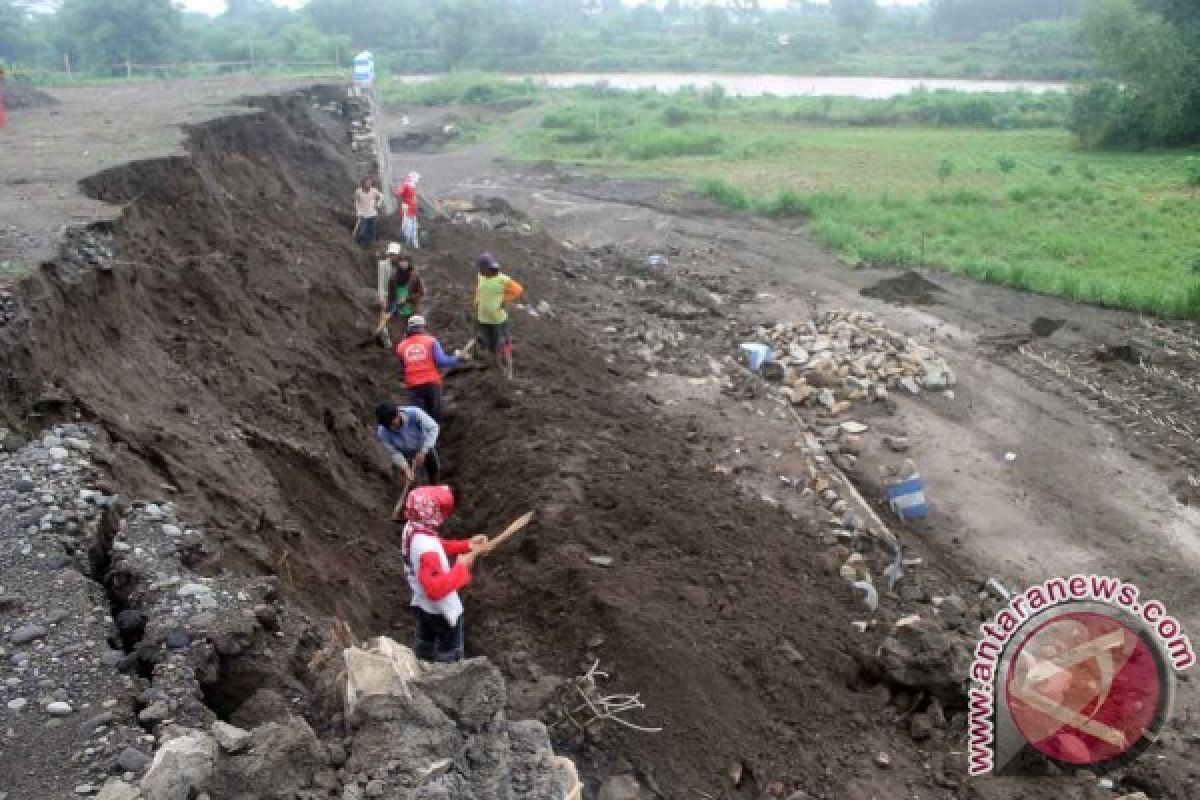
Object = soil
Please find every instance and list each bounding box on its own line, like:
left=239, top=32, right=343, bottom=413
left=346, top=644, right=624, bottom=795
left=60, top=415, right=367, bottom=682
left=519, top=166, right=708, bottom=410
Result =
left=860, top=270, right=945, bottom=306
left=0, top=80, right=1197, bottom=799
left=2, top=82, right=58, bottom=110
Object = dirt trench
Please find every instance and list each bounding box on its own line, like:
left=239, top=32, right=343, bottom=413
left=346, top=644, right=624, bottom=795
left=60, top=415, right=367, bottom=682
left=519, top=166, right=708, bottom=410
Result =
left=3, top=87, right=1182, bottom=800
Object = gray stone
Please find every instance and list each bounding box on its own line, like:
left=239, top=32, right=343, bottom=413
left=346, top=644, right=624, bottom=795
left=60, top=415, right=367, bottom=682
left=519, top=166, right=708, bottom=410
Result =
left=364, top=780, right=385, bottom=798
left=74, top=785, right=97, bottom=795
left=117, top=746, right=153, bottom=773
left=878, top=621, right=970, bottom=705
left=212, top=717, right=326, bottom=798
left=49, top=447, right=70, bottom=461
left=46, top=701, right=73, bottom=716
left=80, top=711, right=115, bottom=735
left=14, top=479, right=35, bottom=493
left=138, top=702, right=169, bottom=725
left=176, top=584, right=212, bottom=598
left=414, top=658, right=507, bottom=728
left=342, top=786, right=365, bottom=800
left=140, top=731, right=217, bottom=800
left=211, top=720, right=251, bottom=754
left=161, top=525, right=182, bottom=537
left=6, top=698, right=27, bottom=711
left=96, top=779, right=141, bottom=800
left=598, top=774, right=646, bottom=800
left=883, top=435, right=910, bottom=454
left=9, top=624, right=48, bottom=644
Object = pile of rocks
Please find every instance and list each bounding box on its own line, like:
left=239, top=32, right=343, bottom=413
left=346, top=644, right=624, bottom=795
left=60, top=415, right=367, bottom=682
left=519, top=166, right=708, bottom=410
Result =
left=754, top=310, right=956, bottom=411
left=0, top=424, right=149, bottom=796
left=54, top=227, right=116, bottom=281
left=90, top=638, right=581, bottom=800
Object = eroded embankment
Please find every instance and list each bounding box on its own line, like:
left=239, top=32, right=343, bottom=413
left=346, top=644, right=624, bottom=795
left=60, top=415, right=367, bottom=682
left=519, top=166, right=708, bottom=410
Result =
left=0, top=86, right=1130, bottom=800
left=1, top=89, right=404, bottom=635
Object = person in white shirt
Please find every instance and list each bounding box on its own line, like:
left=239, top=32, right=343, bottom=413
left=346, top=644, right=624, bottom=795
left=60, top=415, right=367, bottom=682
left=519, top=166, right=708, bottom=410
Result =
left=353, top=176, right=383, bottom=248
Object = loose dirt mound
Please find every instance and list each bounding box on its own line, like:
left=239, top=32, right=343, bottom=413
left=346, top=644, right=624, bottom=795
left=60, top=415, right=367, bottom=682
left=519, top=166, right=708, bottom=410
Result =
left=3, top=82, right=58, bottom=110
left=860, top=270, right=944, bottom=306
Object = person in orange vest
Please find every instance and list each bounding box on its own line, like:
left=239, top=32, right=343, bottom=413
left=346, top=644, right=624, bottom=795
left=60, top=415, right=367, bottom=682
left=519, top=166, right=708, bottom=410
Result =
left=394, top=315, right=464, bottom=423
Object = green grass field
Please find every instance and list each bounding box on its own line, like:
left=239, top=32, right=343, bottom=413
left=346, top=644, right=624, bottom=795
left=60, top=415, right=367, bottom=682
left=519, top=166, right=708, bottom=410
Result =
left=483, top=86, right=1200, bottom=318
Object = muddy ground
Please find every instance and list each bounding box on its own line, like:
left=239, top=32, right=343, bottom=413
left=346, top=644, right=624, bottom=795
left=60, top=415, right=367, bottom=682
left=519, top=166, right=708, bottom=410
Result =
left=0, top=80, right=1195, bottom=799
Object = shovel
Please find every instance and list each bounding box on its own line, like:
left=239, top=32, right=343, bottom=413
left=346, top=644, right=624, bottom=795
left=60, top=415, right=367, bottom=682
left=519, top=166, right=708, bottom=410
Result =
left=391, top=475, right=413, bottom=520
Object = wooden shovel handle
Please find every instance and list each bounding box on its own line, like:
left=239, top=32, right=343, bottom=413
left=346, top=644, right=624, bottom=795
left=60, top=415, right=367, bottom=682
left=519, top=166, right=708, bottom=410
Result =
left=478, top=510, right=535, bottom=555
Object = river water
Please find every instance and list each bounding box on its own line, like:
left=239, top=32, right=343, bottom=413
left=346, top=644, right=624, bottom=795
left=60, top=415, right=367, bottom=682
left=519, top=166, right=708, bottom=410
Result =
left=399, top=72, right=1069, bottom=98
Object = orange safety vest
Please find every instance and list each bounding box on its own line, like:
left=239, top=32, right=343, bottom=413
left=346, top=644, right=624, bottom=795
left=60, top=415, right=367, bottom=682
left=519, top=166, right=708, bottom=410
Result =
left=396, top=333, right=442, bottom=387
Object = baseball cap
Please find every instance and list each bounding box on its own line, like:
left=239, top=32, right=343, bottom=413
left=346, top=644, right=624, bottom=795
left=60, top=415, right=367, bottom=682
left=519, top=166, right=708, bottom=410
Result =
left=406, top=315, right=426, bottom=331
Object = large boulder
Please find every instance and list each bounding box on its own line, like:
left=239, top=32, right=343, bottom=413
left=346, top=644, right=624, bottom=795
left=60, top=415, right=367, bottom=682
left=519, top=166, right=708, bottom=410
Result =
left=413, top=657, right=507, bottom=729
left=346, top=693, right=462, bottom=779
left=343, top=636, right=421, bottom=721
left=877, top=620, right=970, bottom=704
left=230, top=688, right=293, bottom=728
left=140, top=731, right=218, bottom=800
left=214, top=716, right=328, bottom=799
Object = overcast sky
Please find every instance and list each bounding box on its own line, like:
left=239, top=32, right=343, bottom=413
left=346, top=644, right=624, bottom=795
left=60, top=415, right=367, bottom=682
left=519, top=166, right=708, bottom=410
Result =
left=179, top=0, right=926, bottom=15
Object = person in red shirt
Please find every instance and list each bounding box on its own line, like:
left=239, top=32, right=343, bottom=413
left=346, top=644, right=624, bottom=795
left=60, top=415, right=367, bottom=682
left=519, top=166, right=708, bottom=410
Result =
left=395, top=172, right=420, bottom=249
left=394, top=315, right=463, bottom=423
left=0, top=65, right=7, bottom=130
left=400, top=485, right=487, bottom=662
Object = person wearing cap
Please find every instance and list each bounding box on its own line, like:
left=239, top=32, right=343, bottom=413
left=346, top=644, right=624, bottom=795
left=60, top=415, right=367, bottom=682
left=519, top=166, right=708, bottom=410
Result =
left=354, top=176, right=383, bottom=248
left=375, top=243, right=425, bottom=345
left=376, top=401, right=441, bottom=485
left=395, top=172, right=420, bottom=249
left=474, top=253, right=524, bottom=380
left=394, top=315, right=462, bottom=422
left=399, top=485, right=488, bottom=662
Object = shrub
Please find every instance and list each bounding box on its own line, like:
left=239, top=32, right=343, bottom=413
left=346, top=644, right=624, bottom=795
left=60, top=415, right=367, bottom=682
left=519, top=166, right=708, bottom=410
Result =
left=997, top=155, right=1017, bottom=174
left=1047, top=163, right=1065, bottom=176
left=662, top=106, right=694, bottom=127
left=761, top=190, right=809, bottom=217
left=937, top=159, right=955, bottom=185
left=699, top=178, right=749, bottom=210
left=622, top=127, right=726, bottom=160
left=1184, top=157, right=1200, bottom=187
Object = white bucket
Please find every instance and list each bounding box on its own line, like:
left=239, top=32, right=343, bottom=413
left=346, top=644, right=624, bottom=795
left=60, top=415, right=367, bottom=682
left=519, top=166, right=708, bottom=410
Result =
left=739, top=342, right=772, bottom=371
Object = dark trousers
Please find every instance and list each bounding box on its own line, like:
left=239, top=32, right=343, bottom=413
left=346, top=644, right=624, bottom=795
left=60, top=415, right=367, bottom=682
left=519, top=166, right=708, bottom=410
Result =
left=355, top=215, right=377, bottom=247
left=413, top=608, right=464, bottom=662
left=408, top=382, right=444, bottom=423
left=400, top=447, right=441, bottom=484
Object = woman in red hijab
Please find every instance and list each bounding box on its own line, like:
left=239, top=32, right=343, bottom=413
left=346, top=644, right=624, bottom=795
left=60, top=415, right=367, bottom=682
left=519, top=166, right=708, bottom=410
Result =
left=400, top=485, right=488, bottom=662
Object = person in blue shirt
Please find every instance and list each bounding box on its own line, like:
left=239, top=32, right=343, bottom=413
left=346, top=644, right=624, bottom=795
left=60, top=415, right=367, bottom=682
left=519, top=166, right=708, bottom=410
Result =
left=375, top=402, right=441, bottom=485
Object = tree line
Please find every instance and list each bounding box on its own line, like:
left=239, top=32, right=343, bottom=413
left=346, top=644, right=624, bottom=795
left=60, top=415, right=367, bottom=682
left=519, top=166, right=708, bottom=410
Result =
left=0, top=0, right=1195, bottom=148
left=0, top=0, right=1084, bottom=74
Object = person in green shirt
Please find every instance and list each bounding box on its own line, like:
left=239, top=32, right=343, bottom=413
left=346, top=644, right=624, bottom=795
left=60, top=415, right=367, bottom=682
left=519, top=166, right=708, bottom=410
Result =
left=473, top=253, right=524, bottom=380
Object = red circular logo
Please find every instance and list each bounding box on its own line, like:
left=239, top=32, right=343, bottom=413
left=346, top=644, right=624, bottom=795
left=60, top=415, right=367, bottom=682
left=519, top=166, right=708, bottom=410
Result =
left=1004, top=610, right=1164, bottom=766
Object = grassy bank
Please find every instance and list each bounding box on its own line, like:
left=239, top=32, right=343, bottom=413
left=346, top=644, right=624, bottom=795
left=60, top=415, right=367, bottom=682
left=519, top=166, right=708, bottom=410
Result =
left=485, top=85, right=1200, bottom=318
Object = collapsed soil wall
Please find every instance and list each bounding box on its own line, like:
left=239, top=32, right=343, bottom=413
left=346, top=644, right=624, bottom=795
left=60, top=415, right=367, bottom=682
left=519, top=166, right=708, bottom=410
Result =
left=0, top=88, right=404, bottom=636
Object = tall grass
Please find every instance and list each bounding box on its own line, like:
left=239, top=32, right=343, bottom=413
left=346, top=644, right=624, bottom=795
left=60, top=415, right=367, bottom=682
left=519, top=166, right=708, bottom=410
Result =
left=498, top=86, right=1200, bottom=318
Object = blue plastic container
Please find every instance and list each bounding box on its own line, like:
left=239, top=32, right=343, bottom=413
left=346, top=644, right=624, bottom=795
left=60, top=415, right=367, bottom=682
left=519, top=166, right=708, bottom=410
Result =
left=887, top=476, right=929, bottom=520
